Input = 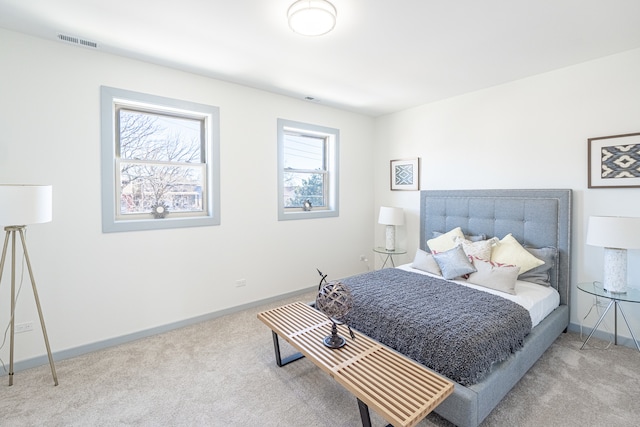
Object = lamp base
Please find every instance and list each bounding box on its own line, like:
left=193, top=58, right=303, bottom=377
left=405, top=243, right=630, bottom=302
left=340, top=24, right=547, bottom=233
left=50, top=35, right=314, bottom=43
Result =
left=385, top=225, right=396, bottom=251
left=603, top=247, right=627, bottom=294
left=0, top=226, right=58, bottom=386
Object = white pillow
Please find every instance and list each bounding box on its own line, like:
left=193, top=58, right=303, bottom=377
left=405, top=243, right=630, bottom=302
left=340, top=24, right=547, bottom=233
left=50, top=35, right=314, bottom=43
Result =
left=467, top=257, right=520, bottom=295
left=454, top=236, right=498, bottom=260
left=411, top=249, right=442, bottom=275
left=490, top=233, right=544, bottom=274
left=427, top=227, right=464, bottom=253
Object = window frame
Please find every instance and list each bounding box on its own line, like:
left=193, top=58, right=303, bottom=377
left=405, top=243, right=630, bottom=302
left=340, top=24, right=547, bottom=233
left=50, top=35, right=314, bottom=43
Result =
left=100, top=86, right=220, bottom=232
left=277, top=118, right=339, bottom=221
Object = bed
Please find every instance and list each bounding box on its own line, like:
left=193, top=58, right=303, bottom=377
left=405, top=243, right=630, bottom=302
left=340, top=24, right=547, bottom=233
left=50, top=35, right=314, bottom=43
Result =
left=342, top=189, right=572, bottom=427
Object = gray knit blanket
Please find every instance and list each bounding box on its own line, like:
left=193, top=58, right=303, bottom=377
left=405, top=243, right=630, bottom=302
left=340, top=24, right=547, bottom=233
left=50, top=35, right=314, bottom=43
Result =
left=341, top=268, right=532, bottom=386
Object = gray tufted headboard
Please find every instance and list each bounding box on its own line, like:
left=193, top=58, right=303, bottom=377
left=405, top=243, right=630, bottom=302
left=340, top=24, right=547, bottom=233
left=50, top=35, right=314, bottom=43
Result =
left=419, top=189, right=572, bottom=306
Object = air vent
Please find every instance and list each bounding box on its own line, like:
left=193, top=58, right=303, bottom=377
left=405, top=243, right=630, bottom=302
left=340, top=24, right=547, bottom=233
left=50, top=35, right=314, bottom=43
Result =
left=57, top=33, right=98, bottom=49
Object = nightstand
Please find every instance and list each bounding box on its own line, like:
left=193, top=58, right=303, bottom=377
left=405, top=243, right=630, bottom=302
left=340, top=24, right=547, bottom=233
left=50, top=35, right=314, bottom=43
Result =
left=373, top=247, right=406, bottom=269
left=577, top=281, right=640, bottom=352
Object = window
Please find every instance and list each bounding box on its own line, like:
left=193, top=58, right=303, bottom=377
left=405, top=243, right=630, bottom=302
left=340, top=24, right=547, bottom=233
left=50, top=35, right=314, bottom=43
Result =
left=278, top=119, right=339, bottom=220
left=101, top=86, right=220, bottom=232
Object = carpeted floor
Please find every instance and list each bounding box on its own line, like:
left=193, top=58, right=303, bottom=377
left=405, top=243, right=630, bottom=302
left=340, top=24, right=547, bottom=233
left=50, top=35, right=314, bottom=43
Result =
left=0, top=290, right=638, bottom=426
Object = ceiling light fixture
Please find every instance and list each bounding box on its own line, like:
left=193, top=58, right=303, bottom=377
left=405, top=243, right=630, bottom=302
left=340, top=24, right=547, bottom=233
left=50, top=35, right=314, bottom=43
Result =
left=287, top=0, right=337, bottom=37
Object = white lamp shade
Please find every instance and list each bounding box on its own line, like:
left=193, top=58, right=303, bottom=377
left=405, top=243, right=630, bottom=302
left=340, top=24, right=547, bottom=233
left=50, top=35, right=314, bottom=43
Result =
left=378, top=206, right=404, bottom=226
left=0, top=185, right=52, bottom=226
left=288, top=0, right=337, bottom=36
left=586, top=216, right=640, bottom=249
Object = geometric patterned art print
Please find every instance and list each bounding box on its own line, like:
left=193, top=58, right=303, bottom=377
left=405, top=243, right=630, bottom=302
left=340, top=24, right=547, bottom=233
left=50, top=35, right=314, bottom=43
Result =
left=395, top=164, right=414, bottom=185
left=600, top=144, right=640, bottom=179
left=391, top=158, right=420, bottom=190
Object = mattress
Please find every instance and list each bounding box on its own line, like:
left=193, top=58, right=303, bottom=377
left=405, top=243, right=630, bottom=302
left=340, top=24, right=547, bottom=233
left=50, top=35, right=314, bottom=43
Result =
left=396, top=263, right=560, bottom=327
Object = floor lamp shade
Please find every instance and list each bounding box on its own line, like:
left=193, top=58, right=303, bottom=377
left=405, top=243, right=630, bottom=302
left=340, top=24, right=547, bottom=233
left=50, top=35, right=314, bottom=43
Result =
left=0, top=184, right=57, bottom=385
left=587, top=216, right=640, bottom=293
left=378, top=207, right=404, bottom=251
left=0, top=185, right=52, bottom=226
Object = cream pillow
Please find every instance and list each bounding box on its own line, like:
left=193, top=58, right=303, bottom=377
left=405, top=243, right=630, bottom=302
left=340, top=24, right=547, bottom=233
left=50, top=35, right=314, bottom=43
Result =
left=427, top=227, right=464, bottom=253
left=454, top=236, right=498, bottom=260
left=490, top=234, right=544, bottom=274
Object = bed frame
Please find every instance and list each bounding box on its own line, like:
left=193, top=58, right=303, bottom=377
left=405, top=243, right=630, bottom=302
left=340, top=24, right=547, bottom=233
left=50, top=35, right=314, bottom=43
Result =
left=419, top=189, right=572, bottom=427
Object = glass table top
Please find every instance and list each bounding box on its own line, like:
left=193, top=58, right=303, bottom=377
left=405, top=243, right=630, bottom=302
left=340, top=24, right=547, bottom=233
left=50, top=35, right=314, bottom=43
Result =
left=577, top=282, right=640, bottom=303
left=373, top=247, right=406, bottom=255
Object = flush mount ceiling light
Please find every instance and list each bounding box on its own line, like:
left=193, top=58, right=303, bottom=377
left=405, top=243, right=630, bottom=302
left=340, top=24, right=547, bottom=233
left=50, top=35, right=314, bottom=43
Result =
left=287, top=0, right=337, bottom=36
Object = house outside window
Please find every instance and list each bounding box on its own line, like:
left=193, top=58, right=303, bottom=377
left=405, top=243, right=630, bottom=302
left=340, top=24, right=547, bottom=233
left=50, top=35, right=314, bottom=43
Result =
left=101, top=86, right=220, bottom=232
left=277, top=119, right=339, bottom=220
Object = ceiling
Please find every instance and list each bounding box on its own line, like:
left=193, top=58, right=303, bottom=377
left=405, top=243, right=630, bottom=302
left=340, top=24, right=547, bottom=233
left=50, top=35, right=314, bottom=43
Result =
left=2, top=0, right=640, bottom=117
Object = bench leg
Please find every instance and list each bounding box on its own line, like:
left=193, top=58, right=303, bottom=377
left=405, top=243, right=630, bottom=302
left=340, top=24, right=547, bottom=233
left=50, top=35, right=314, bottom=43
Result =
left=357, top=399, right=372, bottom=427
left=272, top=331, right=304, bottom=367
left=358, top=398, right=392, bottom=427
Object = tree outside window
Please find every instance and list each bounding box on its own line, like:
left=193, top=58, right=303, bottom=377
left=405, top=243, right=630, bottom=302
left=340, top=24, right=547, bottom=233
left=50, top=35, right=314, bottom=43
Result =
left=117, top=109, right=204, bottom=217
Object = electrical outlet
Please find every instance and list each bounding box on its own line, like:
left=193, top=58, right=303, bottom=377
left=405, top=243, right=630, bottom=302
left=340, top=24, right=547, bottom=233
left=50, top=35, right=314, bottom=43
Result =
left=360, top=254, right=371, bottom=272
left=235, top=279, right=246, bottom=287
left=15, top=322, right=34, bottom=334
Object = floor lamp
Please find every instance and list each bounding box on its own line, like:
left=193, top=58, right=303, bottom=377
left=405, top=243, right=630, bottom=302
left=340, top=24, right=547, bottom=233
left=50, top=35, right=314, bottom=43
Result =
left=0, top=184, right=58, bottom=386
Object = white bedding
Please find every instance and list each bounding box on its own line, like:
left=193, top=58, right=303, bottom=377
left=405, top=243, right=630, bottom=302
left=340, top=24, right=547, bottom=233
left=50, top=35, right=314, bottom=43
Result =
left=397, top=263, right=560, bottom=327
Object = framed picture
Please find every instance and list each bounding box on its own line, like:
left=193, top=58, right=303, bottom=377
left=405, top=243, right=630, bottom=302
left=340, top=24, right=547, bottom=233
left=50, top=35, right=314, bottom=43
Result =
left=390, top=158, right=420, bottom=191
left=588, top=133, right=640, bottom=188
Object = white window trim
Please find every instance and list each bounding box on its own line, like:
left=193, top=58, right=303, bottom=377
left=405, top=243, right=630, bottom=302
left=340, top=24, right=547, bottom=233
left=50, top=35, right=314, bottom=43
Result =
left=277, top=118, right=339, bottom=221
left=100, top=86, right=220, bottom=232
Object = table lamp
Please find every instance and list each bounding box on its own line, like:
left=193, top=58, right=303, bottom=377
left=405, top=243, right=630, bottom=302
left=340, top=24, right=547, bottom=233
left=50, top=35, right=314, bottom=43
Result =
left=586, top=215, right=640, bottom=294
left=378, top=206, right=404, bottom=251
left=0, top=184, right=58, bottom=385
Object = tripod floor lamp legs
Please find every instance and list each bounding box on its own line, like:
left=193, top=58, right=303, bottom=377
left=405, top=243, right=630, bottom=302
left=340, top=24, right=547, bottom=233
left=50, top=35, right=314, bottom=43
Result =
left=0, top=226, right=58, bottom=386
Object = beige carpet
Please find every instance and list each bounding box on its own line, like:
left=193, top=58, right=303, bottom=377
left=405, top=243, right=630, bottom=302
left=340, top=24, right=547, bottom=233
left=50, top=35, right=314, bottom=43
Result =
left=0, top=290, right=638, bottom=427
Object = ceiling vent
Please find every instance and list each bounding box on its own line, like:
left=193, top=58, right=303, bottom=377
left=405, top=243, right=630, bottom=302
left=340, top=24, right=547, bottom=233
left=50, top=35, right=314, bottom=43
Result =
left=57, top=33, right=98, bottom=49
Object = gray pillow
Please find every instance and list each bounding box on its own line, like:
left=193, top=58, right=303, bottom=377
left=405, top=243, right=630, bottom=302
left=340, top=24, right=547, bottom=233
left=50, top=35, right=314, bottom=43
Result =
left=519, top=246, right=557, bottom=287
left=432, top=245, right=476, bottom=280
left=411, top=249, right=442, bottom=275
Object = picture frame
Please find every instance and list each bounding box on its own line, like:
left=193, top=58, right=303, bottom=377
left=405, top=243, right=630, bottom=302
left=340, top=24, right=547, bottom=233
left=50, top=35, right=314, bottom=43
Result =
left=390, top=158, right=420, bottom=191
left=588, top=133, right=640, bottom=188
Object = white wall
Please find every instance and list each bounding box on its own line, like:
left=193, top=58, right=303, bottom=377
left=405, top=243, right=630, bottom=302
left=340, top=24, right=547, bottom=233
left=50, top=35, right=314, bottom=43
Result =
left=3, top=27, right=639, bottom=367
left=374, top=48, right=640, bottom=344
left=0, top=29, right=375, bottom=364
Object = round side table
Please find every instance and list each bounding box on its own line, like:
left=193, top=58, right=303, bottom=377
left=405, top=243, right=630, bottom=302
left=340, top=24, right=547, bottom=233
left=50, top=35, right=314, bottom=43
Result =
left=373, top=247, right=406, bottom=269
left=577, top=281, right=640, bottom=352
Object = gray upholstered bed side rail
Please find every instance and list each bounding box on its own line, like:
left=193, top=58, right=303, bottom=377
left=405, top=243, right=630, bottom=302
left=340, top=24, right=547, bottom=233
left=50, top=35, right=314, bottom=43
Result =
left=419, top=189, right=572, bottom=307
left=433, top=305, right=569, bottom=427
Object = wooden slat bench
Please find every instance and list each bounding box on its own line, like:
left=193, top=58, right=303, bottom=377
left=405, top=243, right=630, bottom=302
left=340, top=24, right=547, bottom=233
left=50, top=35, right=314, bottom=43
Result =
left=258, top=301, right=453, bottom=427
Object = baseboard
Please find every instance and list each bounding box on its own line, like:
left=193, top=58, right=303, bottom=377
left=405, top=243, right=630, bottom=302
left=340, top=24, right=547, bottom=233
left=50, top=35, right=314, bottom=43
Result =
left=4, top=286, right=316, bottom=376
left=568, top=322, right=639, bottom=350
